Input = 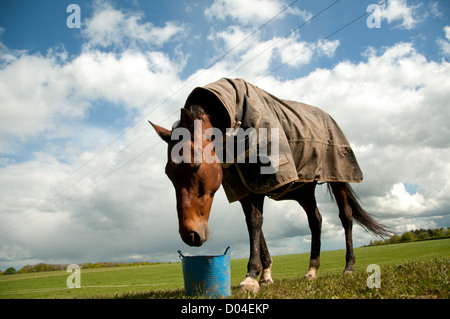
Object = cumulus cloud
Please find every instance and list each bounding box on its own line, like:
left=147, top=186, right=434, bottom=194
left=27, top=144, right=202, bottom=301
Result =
left=278, top=37, right=340, bottom=67
left=204, top=0, right=311, bottom=25
left=379, top=0, right=423, bottom=30
left=374, top=183, right=426, bottom=214
left=0, top=50, right=88, bottom=152
left=207, top=25, right=255, bottom=54
left=0, top=36, right=186, bottom=154
left=68, top=50, right=185, bottom=108
left=436, top=26, right=450, bottom=57
left=207, top=26, right=340, bottom=77
left=82, top=1, right=185, bottom=49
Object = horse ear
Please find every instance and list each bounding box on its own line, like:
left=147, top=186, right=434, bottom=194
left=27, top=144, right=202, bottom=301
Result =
left=148, top=121, right=171, bottom=143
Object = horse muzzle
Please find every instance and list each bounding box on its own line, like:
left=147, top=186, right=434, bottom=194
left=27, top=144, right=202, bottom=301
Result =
left=180, top=221, right=209, bottom=247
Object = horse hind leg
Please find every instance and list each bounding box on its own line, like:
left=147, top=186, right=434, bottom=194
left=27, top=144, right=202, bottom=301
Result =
left=297, top=183, right=322, bottom=279
left=258, top=232, right=274, bottom=287
left=330, top=182, right=356, bottom=273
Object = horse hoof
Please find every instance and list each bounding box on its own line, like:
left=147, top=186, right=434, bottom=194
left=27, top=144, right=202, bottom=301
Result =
left=259, top=266, right=274, bottom=287
left=304, top=267, right=317, bottom=280
left=343, top=270, right=354, bottom=274
left=303, top=274, right=316, bottom=280
left=239, top=277, right=260, bottom=293
left=259, top=278, right=274, bottom=287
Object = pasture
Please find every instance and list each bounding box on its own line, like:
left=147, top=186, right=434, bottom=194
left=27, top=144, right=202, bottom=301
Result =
left=0, top=239, right=448, bottom=299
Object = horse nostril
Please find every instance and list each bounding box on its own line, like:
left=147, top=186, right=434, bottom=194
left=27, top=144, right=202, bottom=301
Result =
left=189, top=231, right=201, bottom=246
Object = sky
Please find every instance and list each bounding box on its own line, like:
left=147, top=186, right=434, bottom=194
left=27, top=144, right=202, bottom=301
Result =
left=0, top=0, right=449, bottom=271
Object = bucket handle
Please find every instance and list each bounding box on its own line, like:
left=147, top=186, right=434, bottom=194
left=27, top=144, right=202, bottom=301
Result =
left=178, top=250, right=184, bottom=261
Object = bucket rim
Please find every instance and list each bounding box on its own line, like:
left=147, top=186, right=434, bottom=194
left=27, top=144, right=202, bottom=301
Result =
left=178, top=246, right=231, bottom=260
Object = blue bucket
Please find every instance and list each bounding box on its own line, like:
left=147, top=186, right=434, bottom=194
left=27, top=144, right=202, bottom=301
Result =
left=178, top=246, right=231, bottom=298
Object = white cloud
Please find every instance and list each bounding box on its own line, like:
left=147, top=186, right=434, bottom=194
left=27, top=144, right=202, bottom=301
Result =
left=206, top=27, right=340, bottom=77
left=0, top=41, right=157, bottom=154
left=0, top=50, right=87, bottom=147
left=205, top=0, right=284, bottom=24
left=445, top=26, right=450, bottom=40
left=279, top=37, right=340, bottom=67
left=316, top=39, right=340, bottom=58
left=436, top=26, right=450, bottom=57
left=390, top=217, right=438, bottom=233
left=204, top=0, right=311, bottom=25
left=379, top=0, right=423, bottom=30
left=0, top=36, right=186, bottom=153
left=68, top=49, right=184, bottom=109
left=207, top=25, right=255, bottom=55
left=374, top=183, right=426, bottom=214
left=83, top=2, right=185, bottom=49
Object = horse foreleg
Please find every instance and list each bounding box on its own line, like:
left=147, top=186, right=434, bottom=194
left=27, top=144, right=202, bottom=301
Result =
left=239, top=194, right=265, bottom=293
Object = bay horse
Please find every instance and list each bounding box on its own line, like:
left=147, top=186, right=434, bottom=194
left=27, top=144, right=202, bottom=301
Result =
left=150, top=100, right=391, bottom=293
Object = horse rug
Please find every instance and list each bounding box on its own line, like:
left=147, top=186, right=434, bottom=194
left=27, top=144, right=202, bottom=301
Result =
left=184, top=78, right=363, bottom=203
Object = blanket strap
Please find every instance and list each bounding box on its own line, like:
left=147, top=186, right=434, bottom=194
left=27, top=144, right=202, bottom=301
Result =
left=268, top=181, right=308, bottom=200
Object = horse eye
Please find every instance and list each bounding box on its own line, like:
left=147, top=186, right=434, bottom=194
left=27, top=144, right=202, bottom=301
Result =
left=192, top=163, right=201, bottom=173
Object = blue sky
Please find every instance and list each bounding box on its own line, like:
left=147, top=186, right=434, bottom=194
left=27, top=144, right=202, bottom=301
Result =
left=0, top=0, right=449, bottom=272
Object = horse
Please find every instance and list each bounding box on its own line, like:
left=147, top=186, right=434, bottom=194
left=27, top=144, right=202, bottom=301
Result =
left=150, top=81, right=391, bottom=293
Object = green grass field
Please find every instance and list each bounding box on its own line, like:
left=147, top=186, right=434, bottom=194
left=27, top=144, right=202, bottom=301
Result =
left=1, top=239, right=448, bottom=299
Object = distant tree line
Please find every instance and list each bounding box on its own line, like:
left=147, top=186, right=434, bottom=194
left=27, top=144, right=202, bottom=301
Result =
left=365, top=227, right=450, bottom=247
left=2, top=261, right=157, bottom=275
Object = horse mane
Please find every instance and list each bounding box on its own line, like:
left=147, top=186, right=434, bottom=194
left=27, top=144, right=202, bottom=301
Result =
left=186, top=104, right=207, bottom=119
left=185, top=103, right=229, bottom=132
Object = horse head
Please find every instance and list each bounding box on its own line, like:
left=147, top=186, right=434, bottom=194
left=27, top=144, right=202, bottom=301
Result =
left=150, top=107, right=223, bottom=247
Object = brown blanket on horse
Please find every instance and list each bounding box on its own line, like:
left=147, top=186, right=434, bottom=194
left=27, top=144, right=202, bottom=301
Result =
left=185, top=78, right=363, bottom=203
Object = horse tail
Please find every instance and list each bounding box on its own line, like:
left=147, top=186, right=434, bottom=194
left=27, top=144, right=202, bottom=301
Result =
left=328, top=182, right=393, bottom=238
